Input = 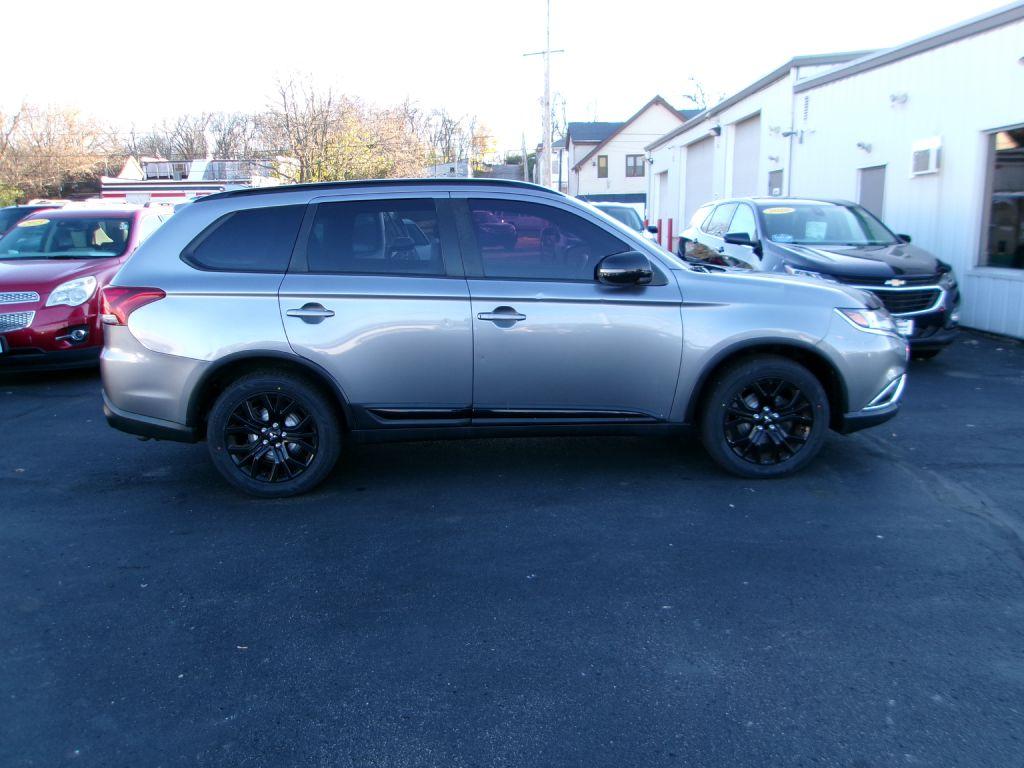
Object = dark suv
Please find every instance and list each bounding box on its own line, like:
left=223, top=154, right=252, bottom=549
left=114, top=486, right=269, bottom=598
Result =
left=678, top=198, right=960, bottom=358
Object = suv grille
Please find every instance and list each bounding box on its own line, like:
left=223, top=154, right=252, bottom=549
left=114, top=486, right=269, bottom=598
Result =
left=838, top=274, right=940, bottom=287
left=0, top=311, right=35, bottom=332
left=0, top=291, right=39, bottom=305
left=869, top=288, right=941, bottom=315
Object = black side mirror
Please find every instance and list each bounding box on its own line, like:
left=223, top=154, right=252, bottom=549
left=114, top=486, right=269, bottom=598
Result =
left=896, top=233, right=912, bottom=244
left=723, top=232, right=757, bottom=247
left=595, top=251, right=653, bottom=286
left=646, top=224, right=658, bottom=234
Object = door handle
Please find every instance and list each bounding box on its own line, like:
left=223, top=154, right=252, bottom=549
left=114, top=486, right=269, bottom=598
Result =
left=286, top=303, right=335, bottom=323
left=477, top=306, right=526, bottom=324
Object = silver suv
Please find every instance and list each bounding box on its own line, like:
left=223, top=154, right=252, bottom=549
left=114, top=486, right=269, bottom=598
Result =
left=100, top=180, right=908, bottom=497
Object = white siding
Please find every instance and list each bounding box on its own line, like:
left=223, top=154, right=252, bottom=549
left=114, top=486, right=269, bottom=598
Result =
left=790, top=18, right=1024, bottom=338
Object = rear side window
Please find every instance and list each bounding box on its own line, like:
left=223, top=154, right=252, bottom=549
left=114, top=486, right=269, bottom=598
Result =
left=183, top=204, right=305, bottom=272
left=689, top=204, right=714, bottom=230
left=704, top=203, right=738, bottom=237
left=304, top=199, right=444, bottom=275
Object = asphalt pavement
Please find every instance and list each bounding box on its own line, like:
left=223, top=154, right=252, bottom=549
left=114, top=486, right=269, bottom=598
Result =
left=2, top=331, right=1023, bottom=767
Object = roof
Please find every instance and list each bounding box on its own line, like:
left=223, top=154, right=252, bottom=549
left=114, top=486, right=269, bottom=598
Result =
left=195, top=177, right=565, bottom=203
left=794, top=1, right=1024, bottom=93
left=645, top=51, right=874, bottom=151
left=566, top=121, right=622, bottom=143
left=573, top=96, right=690, bottom=170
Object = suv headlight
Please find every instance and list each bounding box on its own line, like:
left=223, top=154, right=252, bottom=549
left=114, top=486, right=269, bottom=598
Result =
left=939, top=271, right=957, bottom=291
left=784, top=264, right=837, bottom=282
left=46, top=276, right=97, bottom=308
left=836, top=307, right=898, bottom=336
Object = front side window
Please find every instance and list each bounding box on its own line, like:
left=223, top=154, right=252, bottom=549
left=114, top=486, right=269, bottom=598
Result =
left=625, top=155, right=645, bottom=178
left=0, top=216, right=133, bottom=260
left=757, top=202, right=897, bottom=246
left=597, top=205, right=643, bottom=232
left=597, top=155, right=608, bottom=178
left=184, top=204, right=304, bottom=272
left=305, top=199, right=444, bottom=275
left=728, top=205, right=758, bottom=240
left=704, top=204, right=738, bottom=237
left=468, top=199, right=628, bottom=281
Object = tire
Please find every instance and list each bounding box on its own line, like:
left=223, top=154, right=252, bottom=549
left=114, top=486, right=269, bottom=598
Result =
left=206, top=371, right=341, bottom=498
left=912, top=349, right=941, bottom=361
left=699, top=355, right=830, bottom=479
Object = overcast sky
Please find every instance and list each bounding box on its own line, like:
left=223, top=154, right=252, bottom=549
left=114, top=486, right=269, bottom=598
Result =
left=0, top=0, right=1009, bottom=151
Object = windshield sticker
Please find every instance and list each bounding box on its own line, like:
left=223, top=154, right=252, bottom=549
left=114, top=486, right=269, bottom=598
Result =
left=770, top=234, right=795, bottom=243
left=804, top=221, right=828, bottom=240
left=17, top=218, right=48, bottom=227
left=762, top=207, right=794, bottom=215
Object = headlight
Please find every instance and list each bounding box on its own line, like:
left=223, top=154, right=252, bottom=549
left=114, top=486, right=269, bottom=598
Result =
left=46, top=276, right=97, bottom=308
left=939, top=271, right=957, bottom=290
left=835, top=307, right=898, bottom=336
left=784, top=264, right=837, bottom=282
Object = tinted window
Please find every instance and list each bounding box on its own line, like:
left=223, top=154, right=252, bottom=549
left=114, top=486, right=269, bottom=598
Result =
left=728, top=205, right=757, bottom=240
left=704, top=204, right=738, bottom=237
left=186, top=205, right=304, bottom=272
left=469, top=199, right=628, bottom=281
left=306, top=199, right=443, bottom=275
left=0, top=208, right=27, bottom=234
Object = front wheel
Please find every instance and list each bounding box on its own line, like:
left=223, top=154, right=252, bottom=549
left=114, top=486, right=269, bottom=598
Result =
left=207, top=371, right=341, bottom=497
left=699, top=355, right=830, bottom=478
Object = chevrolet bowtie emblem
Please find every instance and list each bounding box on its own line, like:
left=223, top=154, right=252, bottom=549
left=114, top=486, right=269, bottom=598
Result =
left=885, top=278, right=907, bottom=287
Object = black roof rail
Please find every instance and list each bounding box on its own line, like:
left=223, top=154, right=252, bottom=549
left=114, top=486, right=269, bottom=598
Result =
left=194, top=177, right=564, bottom=203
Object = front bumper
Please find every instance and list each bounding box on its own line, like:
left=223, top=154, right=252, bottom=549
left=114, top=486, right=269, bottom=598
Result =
left=835, top=373, right=905, bottom=434
left=0, top=301, right=103, bottom=368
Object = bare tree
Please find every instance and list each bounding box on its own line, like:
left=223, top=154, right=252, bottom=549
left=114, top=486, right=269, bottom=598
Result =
left=679, top=76, right=720, bottom=112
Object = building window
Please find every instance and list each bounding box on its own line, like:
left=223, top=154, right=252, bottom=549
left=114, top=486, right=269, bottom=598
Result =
left=625, top=155, right=645, bottom=178
left=597, top=155, right=608, bottom=178
left=984, top=127, right=1024, bottom=269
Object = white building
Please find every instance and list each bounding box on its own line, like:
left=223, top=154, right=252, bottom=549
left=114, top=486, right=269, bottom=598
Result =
left=647, top=1, right=1024, bottom=339
left=566, top=96, right=697, bottom=205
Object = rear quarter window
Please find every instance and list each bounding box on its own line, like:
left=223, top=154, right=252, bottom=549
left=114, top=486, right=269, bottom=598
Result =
left=182, top=204, right=305, bottom=273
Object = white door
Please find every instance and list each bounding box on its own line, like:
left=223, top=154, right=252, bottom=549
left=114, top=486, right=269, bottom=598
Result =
left=731, top=113, right=761, bottom=198
left=684, top=137, right=714, bottom=223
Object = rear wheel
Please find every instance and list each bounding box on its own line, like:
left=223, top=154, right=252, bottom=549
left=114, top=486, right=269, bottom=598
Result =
left=207, top=371, right=341, bottom=497
left=700, top=355, right=830, bottom=478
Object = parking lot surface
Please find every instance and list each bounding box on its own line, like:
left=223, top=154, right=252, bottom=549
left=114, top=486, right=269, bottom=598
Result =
left=2, top=331, right=1023, bottom=768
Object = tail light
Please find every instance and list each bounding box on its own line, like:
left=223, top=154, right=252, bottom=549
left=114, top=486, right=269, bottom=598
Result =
left=101, top=286, right=166, bottom=326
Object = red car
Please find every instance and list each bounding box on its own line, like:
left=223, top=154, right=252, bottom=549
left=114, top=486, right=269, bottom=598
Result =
left=0, top=205, right=169, bottom=370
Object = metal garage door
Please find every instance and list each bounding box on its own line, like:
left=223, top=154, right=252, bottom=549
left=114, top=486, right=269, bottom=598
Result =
left=731, top=114, right=761, bottom=197
left=684, top=137, right=714, bottom=223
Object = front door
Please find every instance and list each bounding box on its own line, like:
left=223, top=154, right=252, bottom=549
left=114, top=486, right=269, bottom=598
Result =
left=279, top=193, right=473, bottom=426
left=454, top=194, right=683, bottom=422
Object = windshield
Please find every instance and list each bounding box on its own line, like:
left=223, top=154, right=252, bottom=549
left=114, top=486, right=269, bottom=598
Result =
left=0, top=216, right=133, bottom=259
left=597, top=205, right=643, bottom=231
left=757, top=202, right=897, bottom=246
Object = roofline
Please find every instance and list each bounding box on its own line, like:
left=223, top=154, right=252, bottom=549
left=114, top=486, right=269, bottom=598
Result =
left=573, top=95, right=686, bottom=170
left=644, top=50, right=874, bottom=151
left=193, top=177, right=564, bottom=203
left=794, top=0, right=1024, bottom=93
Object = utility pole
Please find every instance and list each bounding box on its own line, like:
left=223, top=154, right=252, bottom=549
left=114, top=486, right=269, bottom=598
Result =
left=524, top=0, right=563, bottom=188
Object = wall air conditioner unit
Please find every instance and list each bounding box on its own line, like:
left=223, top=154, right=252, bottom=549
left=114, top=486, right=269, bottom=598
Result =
left=911, top=136, right=941, bottom=176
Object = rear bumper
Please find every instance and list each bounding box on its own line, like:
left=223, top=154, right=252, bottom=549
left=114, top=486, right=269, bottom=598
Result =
left=103, top=391, right=198, bottom=443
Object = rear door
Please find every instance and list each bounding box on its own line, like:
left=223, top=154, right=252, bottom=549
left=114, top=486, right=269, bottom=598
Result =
left=717, top=203, right=760, bottom=271
left=453, top=193, right=683, bottom=422
left=278, top=193, right=473, bottom=427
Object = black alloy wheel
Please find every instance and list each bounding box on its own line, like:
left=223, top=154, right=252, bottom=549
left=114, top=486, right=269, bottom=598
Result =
left=723, top=377, right=814, bottom=465
left=224, top=392, right=319, bottom=483
left=700, top=355, right=829, bottom=478
left=207, top=371, right=341, bottom=497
